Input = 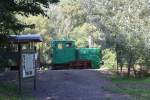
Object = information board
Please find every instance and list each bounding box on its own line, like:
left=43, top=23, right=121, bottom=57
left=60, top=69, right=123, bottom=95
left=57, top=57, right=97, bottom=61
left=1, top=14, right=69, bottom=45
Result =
left=21, top=53, right=35, bottom=78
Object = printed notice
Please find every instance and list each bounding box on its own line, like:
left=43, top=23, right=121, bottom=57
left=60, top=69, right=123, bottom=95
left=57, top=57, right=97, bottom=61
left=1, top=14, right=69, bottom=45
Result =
left=22, top=53, right=35, bottom=78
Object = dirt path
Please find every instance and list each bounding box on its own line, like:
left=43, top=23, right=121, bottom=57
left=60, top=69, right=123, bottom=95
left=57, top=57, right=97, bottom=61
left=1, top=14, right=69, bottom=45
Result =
left=33, top=69, right=131, bottom=100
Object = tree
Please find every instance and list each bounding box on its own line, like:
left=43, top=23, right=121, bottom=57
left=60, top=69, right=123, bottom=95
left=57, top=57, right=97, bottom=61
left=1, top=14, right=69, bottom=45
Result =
left=17, top=15, right=51, bottom=64
left=11, top=0, right=150, bottom=74
left=0, top=0, right=59, bottom=34
left=47, top=0, right=86, bottom=39
left=79, top=0, right=150, bottom=77
left=70, top=23, right=100, bottom=47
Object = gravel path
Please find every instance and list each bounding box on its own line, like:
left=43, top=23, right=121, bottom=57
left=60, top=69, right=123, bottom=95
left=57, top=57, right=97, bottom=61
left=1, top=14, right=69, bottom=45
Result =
left=33, top=69, right=131, bottom=100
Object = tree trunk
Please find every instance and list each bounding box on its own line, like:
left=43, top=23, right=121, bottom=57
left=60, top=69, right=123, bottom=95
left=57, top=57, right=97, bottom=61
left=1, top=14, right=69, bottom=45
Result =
left=139, top=65, right=143, bottom=78
left=120, top=63, right=123, bottom=72
left=116, top=61, right=119, bottom=74
left=128, top=64, right=131, bottom=77
left=132, top=65, right=137, bottom=78
left=128, top=54, right=133, bottom=77
left=115, top=44, right=119, bottom=75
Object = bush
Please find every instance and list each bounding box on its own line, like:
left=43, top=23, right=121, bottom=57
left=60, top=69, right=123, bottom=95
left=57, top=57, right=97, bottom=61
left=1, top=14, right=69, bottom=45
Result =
left=102, top=49, right=117, bottom=70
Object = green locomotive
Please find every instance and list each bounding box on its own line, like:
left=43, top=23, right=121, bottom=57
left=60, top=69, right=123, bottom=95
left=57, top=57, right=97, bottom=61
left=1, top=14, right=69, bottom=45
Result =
left=51, top=40, right=103, bottom=69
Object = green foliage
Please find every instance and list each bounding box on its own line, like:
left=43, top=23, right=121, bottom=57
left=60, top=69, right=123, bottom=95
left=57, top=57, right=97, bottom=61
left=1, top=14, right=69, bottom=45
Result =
left=13, top=0, right=150, bottom=67
left=0, top=0, right=58, bottom=34
left=70, top=23, right=100, bottom=47
left=103, top=85, right=150, bottom=100
left=0, top=83, right=35, bottom=100
left=105, top=76, right=150, bottom=100
left=85, top=0, right=150, bottom=73
left=17, top=15, right=51, bottom=63
left=48, top=0, right=86, bottom=39
left=102, top=49, right=116, bottom=69
left=111, top=76, right=150, bottom=84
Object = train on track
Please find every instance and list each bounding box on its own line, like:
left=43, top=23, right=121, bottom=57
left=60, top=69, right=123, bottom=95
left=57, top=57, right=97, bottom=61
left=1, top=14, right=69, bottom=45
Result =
left=51, top=40, right=103, bottom=70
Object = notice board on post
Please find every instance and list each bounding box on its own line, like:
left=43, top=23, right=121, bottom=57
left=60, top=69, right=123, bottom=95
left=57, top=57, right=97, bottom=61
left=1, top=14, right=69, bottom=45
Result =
left=21, top=53, right=35, bottom=78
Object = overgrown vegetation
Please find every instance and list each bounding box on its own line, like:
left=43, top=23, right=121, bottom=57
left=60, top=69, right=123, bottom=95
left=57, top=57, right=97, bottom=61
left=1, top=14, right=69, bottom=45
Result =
left=0, top=0, right=59, bottom=34
left=0, top=0, right=150, bottom=76
left=0, top=0, right=150, bottom=99
left=0, top=83, right=35, bottom=100
left=103, top=76, right=150, bottom=100
left=0, top=0, right=59, bottom=68
left=14, top=0, right=150, bottom=77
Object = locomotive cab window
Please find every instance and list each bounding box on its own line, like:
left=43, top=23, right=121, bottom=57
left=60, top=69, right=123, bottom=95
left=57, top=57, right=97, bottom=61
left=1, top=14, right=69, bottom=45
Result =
left=66, top=43, right=72, bottom=48
left=58, top=43, right=63, bottom=49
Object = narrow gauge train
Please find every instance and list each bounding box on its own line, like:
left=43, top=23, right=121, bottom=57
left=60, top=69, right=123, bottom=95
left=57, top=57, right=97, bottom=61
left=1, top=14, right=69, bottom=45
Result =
left=51, top=40, right=103, bottom=70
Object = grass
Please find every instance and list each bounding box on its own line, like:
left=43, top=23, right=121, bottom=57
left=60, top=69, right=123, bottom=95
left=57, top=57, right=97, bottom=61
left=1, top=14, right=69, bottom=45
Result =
left=102, top=86, right=150, bottom=100
left=110, top=76, right=150, bottom=84
left=104, top=76, right=150, bottom=100
left=0, top=83, right=36, bottom=100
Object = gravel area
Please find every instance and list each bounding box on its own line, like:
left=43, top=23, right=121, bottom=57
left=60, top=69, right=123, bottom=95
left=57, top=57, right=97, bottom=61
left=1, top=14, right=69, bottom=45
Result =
left=33, top=69, right=131, bottom=100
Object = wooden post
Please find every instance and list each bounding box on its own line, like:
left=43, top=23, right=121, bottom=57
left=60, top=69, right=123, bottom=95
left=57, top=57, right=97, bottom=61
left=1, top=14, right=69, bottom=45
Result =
left=34, top=46, right=37, bottom=90
left=34, top=67, right=36, bottom=90
left=18, top=44, right=22, bottom=93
